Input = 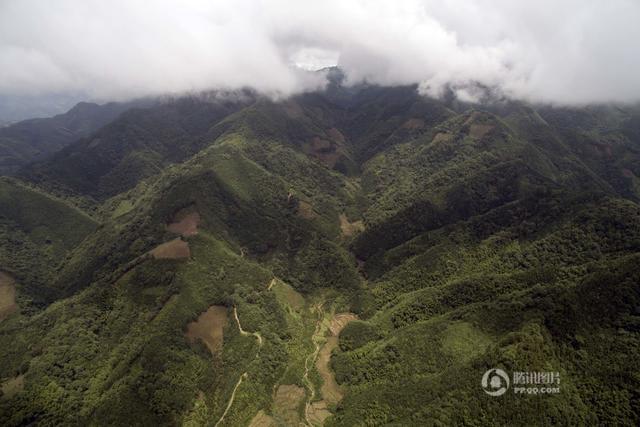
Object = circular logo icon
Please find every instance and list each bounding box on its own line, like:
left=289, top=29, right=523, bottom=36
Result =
left=482, top=368, right=510, bottom=396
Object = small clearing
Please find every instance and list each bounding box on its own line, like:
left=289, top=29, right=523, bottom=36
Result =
left=306, top=400, right=332, bottom=426
left=1, top=374, right=24, bottom=399
left=297, top=200, right=316, bottom=219
left=283, top=100, right=304, bottom=119
left=326, top=127, right=346, bottom=144
left=0, top=272, right=17, bottom=322
left=248, top=410, right=276, bottom=427
left=316, top=313, right=357, bottom=406
left=306, top=137, right=341, bottom=168
left=185, top=305, right=228, bottom=355
left=271, top=279, right=305, bottom=311
left=273, top=384, right=306, bottom=426
left=402, top=118, right=425, bottom=129
left=441, top=321, right=492, bottom=363
left=469, top=124, right=493, bottom=139
left=167, top=211, right=200, bottom=237
left=431, top=132, right=453, bottom=144
left=150, top=238, right=190, bottom=259
left=339, top=213, right=364, bottom=237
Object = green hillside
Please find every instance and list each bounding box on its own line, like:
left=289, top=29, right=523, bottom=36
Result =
left=1, top=86, right=639, bottom=425
left=0, top=177, right=97, bottom=304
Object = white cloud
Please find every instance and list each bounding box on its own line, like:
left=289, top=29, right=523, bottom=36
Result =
left=0, top=0, right=638, bottom=104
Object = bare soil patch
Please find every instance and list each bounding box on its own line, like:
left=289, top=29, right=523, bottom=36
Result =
left=0, top=272, right=17, bottom=322
left=151, top=238, right=190, bottom=259
left=328, top=313, right=358, bottom=336
left=283, top=100, right=304, bottom=119
left=1, top=374, right=24, bottom=399
left=326, top=127, right=346, bottom=144
left=463, top=111, right=480, bottom=126
left=402, top=118, right=425, bottom=129
left=469, top=124, right=494, bottom=139
left=316, top=313, right=357, bottom=406
left=248, top=410, right=276, bottom=427
left=307, top=137, right=341, bottom=168
left=186, top=305, right=228, bottom=355
left=167, top=211, right=200, bottom=237
left=431, top=132, right=452, bottom=144
left=307, top=400, right=332, bottom=425
left=297, top=200, right=316, bottom=219
left=339, top=214, right=364, bottom=237
left=273, top=384, right=305, bottom=426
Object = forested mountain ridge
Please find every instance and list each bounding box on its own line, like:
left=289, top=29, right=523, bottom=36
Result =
left=0, top=84, right=639, bottom=425
left=0, top=99, right=155, bottom=175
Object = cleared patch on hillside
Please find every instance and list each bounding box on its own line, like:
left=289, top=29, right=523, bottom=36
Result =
left=272, top=279, right=305, bottom=312
left=317, top=313, right=357, bottom=405
left=248, top=410, right=276, bottom=427
left=1, top=374, right=24, bottom=399
left=339, top=213, right=365, bottom=237
left=469, top=123, right=494, bottom=139
left=0, top=272, right=17, bottom=322
left=441, top=321, right=492, bottom=362
left=150, top=238, right=190, bottom=259
left=272, top=384, right=305, bottom=426
left=167, top=210, right=200, bottom=237
left=463, top=111, right=480, bottom=126
left=283, top=100, right=304, bottom=119
left=305, top=137, right=342, bottom=168
left=328, top=313, right=358, bottom=336
left=327, top=127, right=346, bottom=144
left=402, top=118, right=425, bottom=129
left=113, top=200, right=134, bottom=218
left=185, top=305, right=228, bottom=355
left=297, top=200, right=316, bottom=219
left=463, top=111, right=494, bottom=139
left=307, top=400, right=332, bottom=425
left=431, top=132, right=453, bottom=144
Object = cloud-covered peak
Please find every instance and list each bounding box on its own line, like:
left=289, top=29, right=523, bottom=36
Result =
left=1, top=0, right=639, bottom=105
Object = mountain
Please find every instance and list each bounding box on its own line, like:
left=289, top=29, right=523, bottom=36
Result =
left=17, top=93, right=256, bottom=201
left=0, top=84, right=639, bottom=426
left=0, top=93, right=84, bottom=126
left=0, top=99, right=153, bottom=174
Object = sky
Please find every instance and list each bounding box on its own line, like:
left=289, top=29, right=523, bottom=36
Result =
left=1, top=0, right=639, bottom=106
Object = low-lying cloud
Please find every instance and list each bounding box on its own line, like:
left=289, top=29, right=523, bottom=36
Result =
left=1, top=0, right=639, bottom=105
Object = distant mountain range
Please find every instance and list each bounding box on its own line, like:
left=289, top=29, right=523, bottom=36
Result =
left=0, top=98, right=155, bottom=174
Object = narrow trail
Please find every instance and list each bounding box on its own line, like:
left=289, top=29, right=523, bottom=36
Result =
left=303, top=303, right=325, bottom=426
left=214, top=306, right=263, bottom=427
left=214, top=372, right=248, bottom=427
left=233, top=306, right=263, bottom=347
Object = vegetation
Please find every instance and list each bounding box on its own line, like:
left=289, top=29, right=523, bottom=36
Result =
left=0, top=84, right=639, bottom=425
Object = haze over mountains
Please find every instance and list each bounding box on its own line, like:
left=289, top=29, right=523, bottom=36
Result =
left=1, top=1, right=640, bottom=426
